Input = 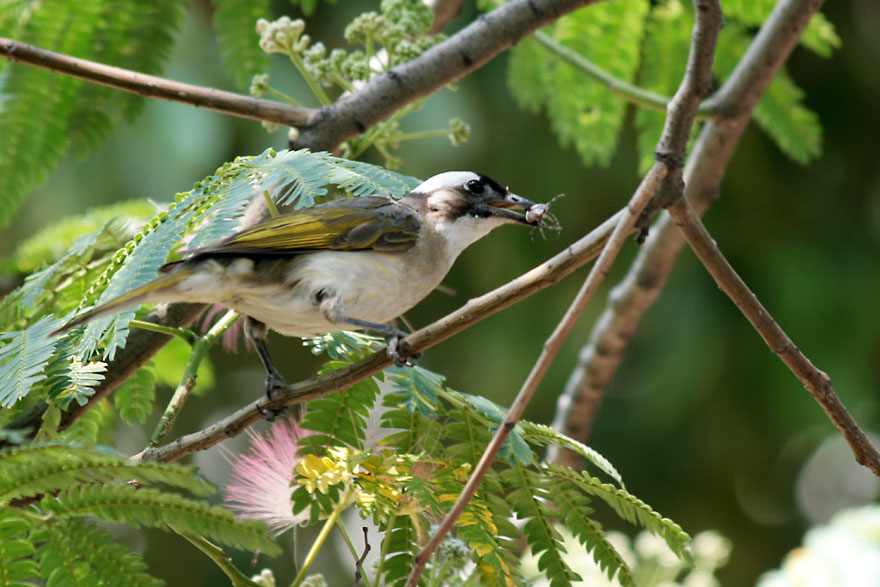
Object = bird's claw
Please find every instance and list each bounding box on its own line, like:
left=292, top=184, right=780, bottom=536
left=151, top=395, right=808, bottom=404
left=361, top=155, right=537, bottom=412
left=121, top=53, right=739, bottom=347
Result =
left=258, top=372, right=289, bottom=421
left=386, top=336, right=421, bottom=367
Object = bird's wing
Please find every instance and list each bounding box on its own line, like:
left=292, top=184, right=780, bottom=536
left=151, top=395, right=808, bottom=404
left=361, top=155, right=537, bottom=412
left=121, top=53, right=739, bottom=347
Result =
left=189, top=196, right=421, bottom=259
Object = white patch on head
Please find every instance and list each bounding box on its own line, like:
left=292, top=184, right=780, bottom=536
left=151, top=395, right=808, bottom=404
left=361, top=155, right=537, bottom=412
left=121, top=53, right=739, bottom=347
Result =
left=414, top=171, right=481, bottom=194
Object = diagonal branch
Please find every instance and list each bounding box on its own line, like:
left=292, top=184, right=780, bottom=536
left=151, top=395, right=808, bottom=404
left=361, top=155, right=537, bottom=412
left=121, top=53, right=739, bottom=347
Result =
left=405, top=1, right=723, bottom=583
left=0, top=38, right=311, bottom=127
left=132, top=211, right=622, bottom=464
left=549, top=0, right=836, bottom=466
left=666, top=196, right=880, bottom=474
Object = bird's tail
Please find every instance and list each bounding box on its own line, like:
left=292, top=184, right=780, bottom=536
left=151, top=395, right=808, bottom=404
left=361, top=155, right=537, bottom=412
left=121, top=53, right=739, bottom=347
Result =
left=52, top=267, right=193, bottom=334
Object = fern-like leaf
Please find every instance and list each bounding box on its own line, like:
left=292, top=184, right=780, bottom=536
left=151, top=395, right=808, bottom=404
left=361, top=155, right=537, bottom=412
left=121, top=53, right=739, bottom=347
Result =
left=543, top=463, right=693, bottom=563
left=42, top=484, right=280, bottom=556
left=722, top=0, right=840, bottom=58
left=508, top=38, right=550, bottom=113
left=0, top=316, right=63, bottom=407
left=33, top=518, right=162, bottom=587
left=715, top=24, right=822, bottom=165
left=543, top=0, right=648, bottom=167
left=518, top=421, right=623, bottom=487
left=299, top=368, right=381, bottom=452
left=544, top=470, right=633, bottom=586
left=0, top=1, right=186, bottom=225
left=0, top=444, right=216, bottom=504
left=0, top=512, right=38, bottom=586
left=113, top=366, right=157, bottom=425
left=502, top=466, right=581, bottom=587
left=212, top=0, right=271, bottom=89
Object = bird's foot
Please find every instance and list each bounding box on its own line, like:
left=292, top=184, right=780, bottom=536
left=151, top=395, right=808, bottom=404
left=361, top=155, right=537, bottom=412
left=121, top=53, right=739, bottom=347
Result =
left=386, top=335, right=422, bottom=367
left=258, top=371, right=289, bottom=421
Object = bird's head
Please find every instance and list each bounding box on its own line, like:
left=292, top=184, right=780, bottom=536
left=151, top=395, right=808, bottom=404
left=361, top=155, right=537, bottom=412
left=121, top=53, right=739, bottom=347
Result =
left=405, top=171, right=538, bottom=255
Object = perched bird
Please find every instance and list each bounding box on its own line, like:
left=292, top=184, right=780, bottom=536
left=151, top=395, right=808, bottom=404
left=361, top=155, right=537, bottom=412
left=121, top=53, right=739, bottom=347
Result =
left=58, top=171, right=545, bottom=392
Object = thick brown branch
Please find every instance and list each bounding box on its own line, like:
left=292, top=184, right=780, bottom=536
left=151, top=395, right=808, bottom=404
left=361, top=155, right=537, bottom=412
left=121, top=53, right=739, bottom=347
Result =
left=0, top=38, right=312, bottom=127
left=550, top=0, right=833, bottom=467
left=666, top=197, right=880, bottom=475
left=132, top=212, right=621, bottom=464
left=292, top=0, right=597, bottom=151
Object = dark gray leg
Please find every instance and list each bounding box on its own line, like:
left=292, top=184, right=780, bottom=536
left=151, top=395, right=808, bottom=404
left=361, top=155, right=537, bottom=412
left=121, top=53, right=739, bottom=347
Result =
left=244, top=317, right=288, bottom=420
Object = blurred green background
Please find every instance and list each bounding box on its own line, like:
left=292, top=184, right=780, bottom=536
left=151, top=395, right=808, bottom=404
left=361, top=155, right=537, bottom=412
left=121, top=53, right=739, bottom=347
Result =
left=2, top=1, right=879, bottom=584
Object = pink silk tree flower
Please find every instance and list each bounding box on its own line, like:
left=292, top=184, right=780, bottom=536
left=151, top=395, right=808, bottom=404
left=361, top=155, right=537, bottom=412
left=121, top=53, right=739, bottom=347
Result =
left=224, top=418, right=310, bottom=535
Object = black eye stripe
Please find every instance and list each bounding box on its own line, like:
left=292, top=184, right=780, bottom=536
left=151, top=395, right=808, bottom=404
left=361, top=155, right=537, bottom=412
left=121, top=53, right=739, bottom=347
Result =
left=477, top=173, right=507, bottom=195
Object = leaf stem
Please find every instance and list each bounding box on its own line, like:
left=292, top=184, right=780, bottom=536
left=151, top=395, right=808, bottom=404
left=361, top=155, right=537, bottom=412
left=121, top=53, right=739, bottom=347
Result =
left=177, top=531, right=262, bottom=587
left=374, top=515, right=397, bottom=581
left=288, top=53, right=332, bottom=106
left=292, top=488, right=353, bottom=587
left=129, top=319, right=197, bottom=345
left=148, top=310, right=240, bottom=447
left=262, top=190, right=280, bottom=217
left=532, top=31, right=717, bottom=120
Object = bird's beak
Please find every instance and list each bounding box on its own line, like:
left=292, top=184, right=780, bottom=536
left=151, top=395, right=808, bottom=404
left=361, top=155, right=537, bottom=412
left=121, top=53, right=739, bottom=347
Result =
left=486, top=192, right=539, bottom=224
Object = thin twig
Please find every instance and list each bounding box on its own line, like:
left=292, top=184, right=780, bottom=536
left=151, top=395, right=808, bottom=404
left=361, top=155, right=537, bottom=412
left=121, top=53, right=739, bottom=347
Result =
left=667, top=197, right=880, bottom=475
left=176, top=531, right=262, bottom=587
left=149, top=310, right=241, bottom=448
left=406, top=165, right=669, bottom=586
left=131, top=212, right=622, bottom=464
left=0, top=38, right=312, bottom=128
left=549, top=0, right=834, bottom=466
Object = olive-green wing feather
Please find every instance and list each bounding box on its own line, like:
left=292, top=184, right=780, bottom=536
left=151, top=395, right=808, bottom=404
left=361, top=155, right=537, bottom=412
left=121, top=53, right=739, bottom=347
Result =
left=190, top=196, right=420, bottom=258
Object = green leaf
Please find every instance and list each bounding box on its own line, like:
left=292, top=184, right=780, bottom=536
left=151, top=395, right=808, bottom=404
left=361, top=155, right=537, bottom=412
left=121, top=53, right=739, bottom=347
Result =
left=507, top=37, right=549, bottom=113
left=0, top=1, right=186, bottom=225
left=543, top=0, right=648, bottom=167
left=753, top=69, right=822, bottom=165
left=518, top=421, right=623, bottom=487
left=113, top=366, right=157, bottom=424
left=300, top=370, right=381, bottom=452
left=42, top=484, right=280, bottom=556
left=0, top=444, right=216, bottom=504
left=502, top=467, right=581, bottom=587
left=543, top=463, right=693, bottom=564
left=715, top=24, right=822, bottom=165
left=0, top=316, right=63, bottom=408
left=34, top=519, right=163, bottom=587
left=544, top=471, right=633, bottom=586
left=722, top=0, right=840, bottom=58
left=212, top=0, right=271, bottom=89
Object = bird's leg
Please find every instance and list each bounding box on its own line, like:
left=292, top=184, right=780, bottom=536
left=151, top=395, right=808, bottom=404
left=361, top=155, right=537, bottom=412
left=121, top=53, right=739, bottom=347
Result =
left=317, top=290, right=421, bottom=367
left=244, top=317, right=288, bottom=420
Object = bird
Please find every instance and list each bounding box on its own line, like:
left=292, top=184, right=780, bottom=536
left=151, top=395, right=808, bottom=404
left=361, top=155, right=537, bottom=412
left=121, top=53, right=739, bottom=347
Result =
left=57, top=171, right=546, bottom=394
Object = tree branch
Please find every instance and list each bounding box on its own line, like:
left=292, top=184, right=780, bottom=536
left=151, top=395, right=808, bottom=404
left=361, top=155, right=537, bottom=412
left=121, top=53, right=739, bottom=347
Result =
left=0, top=38, right=312, bottom=127
left=291, top=0, right=598, bottom=151
left=132, top=211, right=622, bottom=464
left=549, top=0, right=834, bottom=467
left=406, top=1, right=723, bottom=582
left=666, top=196, right=880, bottom=475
